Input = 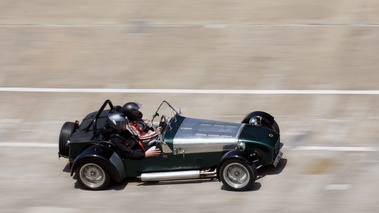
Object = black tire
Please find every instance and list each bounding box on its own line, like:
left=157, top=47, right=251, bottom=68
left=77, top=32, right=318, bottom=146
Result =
left=58, top=122, right=76, bottom=157
left=242, top=111, right=280, bottom=133
left=219, top=159, right=257, bottom=191
left=271, top=120, right=280, bottom=134
left=77, top=160, right=111, bottom=190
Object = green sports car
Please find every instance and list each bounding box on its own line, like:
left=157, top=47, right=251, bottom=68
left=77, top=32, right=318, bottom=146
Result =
left=58, top=100, right=283, bottom=191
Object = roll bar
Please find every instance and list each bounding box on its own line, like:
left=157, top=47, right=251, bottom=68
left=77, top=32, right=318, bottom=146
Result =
left=82, top=99, right=114, bottom=139
left=92, top=99, right=114, bottom=139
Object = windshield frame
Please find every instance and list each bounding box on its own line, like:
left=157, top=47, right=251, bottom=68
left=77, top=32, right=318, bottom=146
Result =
left=151, top=101, right=179, bottom=153
left=151, top=101, right=179, bottom=137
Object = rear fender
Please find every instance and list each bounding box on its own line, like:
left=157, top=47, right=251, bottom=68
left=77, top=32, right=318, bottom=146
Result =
left=70, top=145, right=126, bottom=182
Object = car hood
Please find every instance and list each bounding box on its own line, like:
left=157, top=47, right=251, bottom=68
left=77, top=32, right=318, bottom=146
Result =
left=171, top=117, right=244, bottom=153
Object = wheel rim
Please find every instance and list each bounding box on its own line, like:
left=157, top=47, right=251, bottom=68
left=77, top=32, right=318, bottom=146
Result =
left=79, top=163, right=106, bottom=189
left=222, top=162, right=250, bottom=189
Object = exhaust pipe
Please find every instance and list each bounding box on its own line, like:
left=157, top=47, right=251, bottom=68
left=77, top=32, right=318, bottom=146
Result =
left=140, top=170, right=216, bottom=182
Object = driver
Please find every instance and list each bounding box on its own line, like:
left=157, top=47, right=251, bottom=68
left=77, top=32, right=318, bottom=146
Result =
left=106, top=112, right=161, bottom=160
left=121, top=102, right=160, bottom=146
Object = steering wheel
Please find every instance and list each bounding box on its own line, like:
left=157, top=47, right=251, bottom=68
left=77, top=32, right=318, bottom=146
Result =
left=159, top=115, right=167, bottom=131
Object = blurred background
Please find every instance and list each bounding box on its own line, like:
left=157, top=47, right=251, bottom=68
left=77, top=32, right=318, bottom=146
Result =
left=0, top=1, right=378, bottom=213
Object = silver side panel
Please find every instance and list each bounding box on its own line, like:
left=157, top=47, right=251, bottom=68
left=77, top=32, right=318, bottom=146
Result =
left=140, top=170, right=217, bottom=181
left=173, top=118, right=244, bottom=154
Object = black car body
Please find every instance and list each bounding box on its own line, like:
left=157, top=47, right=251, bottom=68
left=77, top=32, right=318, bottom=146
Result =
left=58, top=100, right=283, bottom=191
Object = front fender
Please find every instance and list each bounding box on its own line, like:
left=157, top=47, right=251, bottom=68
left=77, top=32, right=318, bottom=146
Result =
left=217, top=150, right=255, bottom=179
left=70, top=145, right=126, bottom=182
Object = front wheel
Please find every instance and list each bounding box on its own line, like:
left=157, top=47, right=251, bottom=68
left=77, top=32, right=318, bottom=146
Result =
left=219, top=159, right=257, bottom=191
left=77, top=161, right=110, bottom=190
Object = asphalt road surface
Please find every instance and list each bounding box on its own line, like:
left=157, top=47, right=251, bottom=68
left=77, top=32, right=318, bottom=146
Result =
left=1, top=1, right=379, bottom=213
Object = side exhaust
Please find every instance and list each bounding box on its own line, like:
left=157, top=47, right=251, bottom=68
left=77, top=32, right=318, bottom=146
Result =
left=140, top=170, right=217, bottom=182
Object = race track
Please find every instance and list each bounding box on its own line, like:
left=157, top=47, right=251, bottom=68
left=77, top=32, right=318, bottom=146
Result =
left=1, top=1, right=379, bottom=213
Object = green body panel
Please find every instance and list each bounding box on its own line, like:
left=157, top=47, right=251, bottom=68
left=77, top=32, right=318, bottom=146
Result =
left=123, top=152, right=223, bottom=177
left=239, top=125, right=280, bottom=165
left=160, top=115, right=185, bottom=149
left=120, top=116, right=279, bottom=177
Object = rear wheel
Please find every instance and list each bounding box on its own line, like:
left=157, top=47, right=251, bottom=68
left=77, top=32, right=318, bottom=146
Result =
left=77, top=160, right=110, bottom=190
left=219, top=159, right=257, bottom=191
left=58, top=122, right=76, bottom=157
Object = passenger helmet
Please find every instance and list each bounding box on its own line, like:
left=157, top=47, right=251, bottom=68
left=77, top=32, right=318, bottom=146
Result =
left=107, top=112, right=128, bottom=130
left=122, top=102, right=143, bottom=121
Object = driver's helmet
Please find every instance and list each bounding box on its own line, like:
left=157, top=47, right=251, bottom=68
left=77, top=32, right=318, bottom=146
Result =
left=107, top=112, right=128, bottom=130
left=122, top=102, right=143, bottom=121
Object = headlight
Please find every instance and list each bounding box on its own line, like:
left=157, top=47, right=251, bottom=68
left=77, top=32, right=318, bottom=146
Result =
left=237, top=141, right=246, bottom=151
left=249, top=116, right=262, bottom=126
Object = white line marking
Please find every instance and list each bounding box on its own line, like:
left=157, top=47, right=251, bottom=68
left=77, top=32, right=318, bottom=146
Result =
left=204, top=24, right=227, bottom=29
left=1, top=87, right=379, bottom=95
left=0, top=23, right=379, bottom=28
left=324, top=184, right=352, bottom=191
left=0, top=142, right=57, bottom=148
left=289, top=146, right=378, bottom=152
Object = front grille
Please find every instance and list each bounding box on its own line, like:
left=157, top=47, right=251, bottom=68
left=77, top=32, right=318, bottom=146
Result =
left=274, top=139, right=280, bottom=156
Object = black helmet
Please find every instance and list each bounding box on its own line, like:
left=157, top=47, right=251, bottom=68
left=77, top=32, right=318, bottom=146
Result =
left=106, top=112, right=128, bottom=130
left=122, top=102, right=143, bottom=121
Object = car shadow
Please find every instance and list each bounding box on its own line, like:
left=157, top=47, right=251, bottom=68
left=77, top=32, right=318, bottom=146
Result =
left=137, top=178, right=263, bottom=192
left=73, top=179, right=129, bottom=191
left=221, top=182, right=262, bottom=192
left=134, top=178, right=263, bottom=192
left=104, top=181, right=129, bottom=190
left=219, top=158, right=287, bottom=192
left=71, top=172, right=129, bottom=191
left=66, top=159, right=287, bottom=191
left=257, top=158, right=287, bottom=180
left=136, top=178, right=218, bottom=187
